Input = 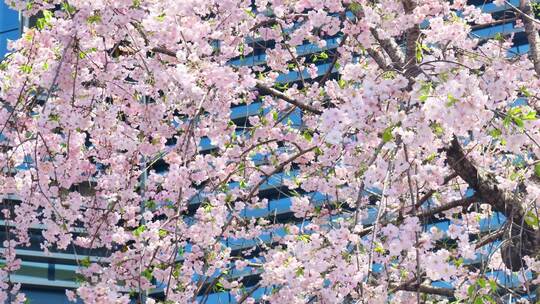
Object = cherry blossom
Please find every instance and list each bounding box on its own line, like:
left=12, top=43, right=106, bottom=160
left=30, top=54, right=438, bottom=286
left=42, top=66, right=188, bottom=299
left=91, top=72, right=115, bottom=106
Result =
left=0, top=0, right=539, bottom=303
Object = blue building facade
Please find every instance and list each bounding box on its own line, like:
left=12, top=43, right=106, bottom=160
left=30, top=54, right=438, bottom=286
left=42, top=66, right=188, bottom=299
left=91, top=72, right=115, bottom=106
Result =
left=0, top=2, right=19, bottom=58
left=0, top=1, right=536, bottom=303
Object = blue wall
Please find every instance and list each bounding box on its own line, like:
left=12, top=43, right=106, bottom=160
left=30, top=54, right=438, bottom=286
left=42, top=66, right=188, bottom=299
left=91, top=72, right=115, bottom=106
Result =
left=0, top=2, right=20, bottom=58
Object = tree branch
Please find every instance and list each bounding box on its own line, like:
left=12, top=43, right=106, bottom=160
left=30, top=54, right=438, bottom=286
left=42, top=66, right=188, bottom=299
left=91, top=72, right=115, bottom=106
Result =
left=519, top=0, right=540, bottom=74
left=402, top=0, right=421, bottom=68
left=245, top=146, right=317, bottom=201
left=475, top=229, right=505, bottom=249
left=415, top=172, right=459, bottom=208
left=320, top=34, right=348, bottom=84
left=445, top=136, right=538, bottom=270
left=151, top=46, right=177, bottom=57
left=255, top=83, right=323, bottom=115
left=417, top=194, right=480, bottom=221
left=395, top=284, right=455, bottom=297
left=151, top=46, right=324, bottom=115
left=370, top=28, right=405, bottom=67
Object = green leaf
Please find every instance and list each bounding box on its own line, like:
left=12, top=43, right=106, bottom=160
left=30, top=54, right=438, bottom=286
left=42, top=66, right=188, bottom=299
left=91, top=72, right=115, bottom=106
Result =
left=302, top=131, right=313, bottom=142
left=489, top=128, right=502, bottom=138
left=244, top=9, right=256, bottom=18
left=297, top=234, right=311, bottom=242
left=80, top=256, right=91, bottom=267
left=418, top=82, right=432, bottom=102
left=283, top=225, right=291, bottom=235
left=141, top=268, right=153, bottom=281
left=446, top=94, right=458, bottom=107
left=239, top=180, right=247, bottom=189
left=42, top=10, right=53, bottom=21
left=477, top=278, right=487, bottom=288
left=508, top=107, right=522, bottom=116
left=415, top=41, right=423, bottom=63
left=338, top=78, right=346, bottom=89
left=525, top=211, right=539, bottom=229
left=319, top=51, right=328, bottom=60
left=213, top=281, right=226, bottom=292
left=74, top=273, right=87, bottom=283
left=272, top=110, right=279, bottom=121
left=431, top=122, right=444, bottom=136
left=534, top=163, right=540, bottom=178
left=513, top=117, right=524, bottom=128
left=36, top=18, right=46, bottom=30
left=374, top=243, right=385, bottom=254
left=424, top=152, right=437, bottom=163
left=87, top=14, right=101, bottom=24
left=61, top=3, right=76, bottom=15
left=158, top=229, right=168, bottom=237
left=133, top=225, right=146, bottom=237
left=509, top=170, right=521, bottom=181
left=36, top=10, right=53, bottom=30
left=382, top=71, right=396, bottom=79
left=349, top=2, right=362, bottom=13
left=467, top=284, right=475, bottom=296
left=503, top=116, right=512, bottom=128
left=145, top=200, right=157, bottom=209
left=48, top=113, right=60, bottom=122
left=20, top=64, right=32, bottom=74
left=203, top=202, right=213, bottom=213
left=382, top=126, right=394, bottom=143
left=155, top=12, right=166, bottom=22
left=519, top=86, right=532, bottom=97
left=275, top=82, right=289, bottom=90
left=523, top=110, right=537, bottom=121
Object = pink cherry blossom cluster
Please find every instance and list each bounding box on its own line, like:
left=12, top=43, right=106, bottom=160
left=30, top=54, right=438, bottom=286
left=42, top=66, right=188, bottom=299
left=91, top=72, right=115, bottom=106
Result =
left=0, top=0, right=539, bottom=303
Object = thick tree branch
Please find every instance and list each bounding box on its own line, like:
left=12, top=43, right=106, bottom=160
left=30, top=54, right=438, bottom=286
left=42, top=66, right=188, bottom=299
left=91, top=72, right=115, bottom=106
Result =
left=445, top=137, right=524, bottom=220
left=351, top=6, right=404, bottom=69
left=366, top=48, right=389, bottom=70
left=445, top=137, right=539, bottom=270
left=402, top=0, right=421, bottom=68
left=370, top=28, right=405, bottom=67
left=519, top=0, right=540, bottom=74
